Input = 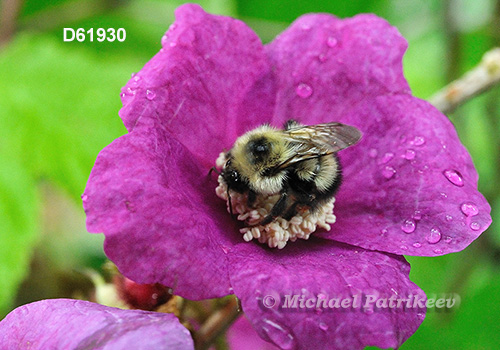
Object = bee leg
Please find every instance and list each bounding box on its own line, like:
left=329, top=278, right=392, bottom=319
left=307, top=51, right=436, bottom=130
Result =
left=259, top=191, right=288, bottom=226
left=247, top=190, right=257, bottom=208
left=282, top=202, right=299, bottom=221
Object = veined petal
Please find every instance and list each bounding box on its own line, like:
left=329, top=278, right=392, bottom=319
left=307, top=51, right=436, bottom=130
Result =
left=0, top=299, right=194, bottom=350
left=84, top=129, right=237, bottom=299
left=322, top=95, right=491, bottom=256
left=119, top=4, right=269, bottom=169
left=229, top=240, right=425, bottom=350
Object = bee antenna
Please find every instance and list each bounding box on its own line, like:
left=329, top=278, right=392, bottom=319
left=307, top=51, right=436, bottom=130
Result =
left=209, top=166, right=221, bottom=176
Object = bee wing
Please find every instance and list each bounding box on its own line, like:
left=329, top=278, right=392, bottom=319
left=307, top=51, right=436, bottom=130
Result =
left=276, top=122, right=362, bottom=170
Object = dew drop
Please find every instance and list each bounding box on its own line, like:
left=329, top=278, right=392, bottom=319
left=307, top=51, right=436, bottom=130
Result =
left=404, top=149, right=416, bottom=160
left=470, top=222, right=481, bottom=231
left=400, top=245, right=408, bottom=251
left=380, top=229, right=388, bottom=236
left=445, top=215, right=453, bottom=221
left=443, top=169, right=464, bottom=187
left=401, top=219, right=416, bottom=233
left=434, top=248, right=443, bottom=254
left=169, top=41, right=177, bottom=48
left=413, top=136, right=425, bottom=146
left=120, top=92, right=126, bottom=99
left=130, top=75, right=141, bottom=88
left=81, top=194, right=88, bottom=202
left=301, top=24, right=311, bottom=31
left=444, top=236, right=452, bottom=243
left=20, top=306, right=29, bottom=316
left=382, top=166, right=396, bottom=179
left=440, top=192, right=448, bottom=198
left=412, top=242, right=422, bottom=248
left=161, top=34, right=169, bottom=47
left=460, top=202, right=478, bottom=217
left=263, top=320, right=296, bottom=350
left=296, top=83, right=313, bottom=98
left=381, top=152, right=394, bottom=164
left=318, top=54, right=327, bottom=62
left=319, top=322, right=329, bottom=331
left=327, top=37, right=338, bottom=47
left=369, top=148, right=378, bottom=158
left=146, top=90, right=156, bottom=101
left=417, top=312, right=425, bottom=320
left=412, top=210, right=422, bottom=220
left=426, top=227, right=442, bottom=244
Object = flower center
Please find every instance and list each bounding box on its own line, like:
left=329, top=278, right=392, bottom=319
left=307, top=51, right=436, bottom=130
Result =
left=214, top=152, right=336, bottom=249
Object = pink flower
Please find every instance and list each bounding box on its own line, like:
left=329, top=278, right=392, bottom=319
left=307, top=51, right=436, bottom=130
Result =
left=81, top=4, right=491, bottom=348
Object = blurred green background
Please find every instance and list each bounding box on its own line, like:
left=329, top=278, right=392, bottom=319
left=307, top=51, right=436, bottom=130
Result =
left=0, top=0, right=498, bottom=349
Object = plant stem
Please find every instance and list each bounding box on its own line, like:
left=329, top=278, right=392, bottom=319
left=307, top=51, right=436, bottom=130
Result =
left=194, top=297, right=241, bottom=350
left=429, top=48, right=500, bottom=114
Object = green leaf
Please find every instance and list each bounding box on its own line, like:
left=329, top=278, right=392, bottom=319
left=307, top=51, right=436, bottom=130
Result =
left=0, top=155, right=39, bottom=316
left=0, top=34, right=130, bottom=200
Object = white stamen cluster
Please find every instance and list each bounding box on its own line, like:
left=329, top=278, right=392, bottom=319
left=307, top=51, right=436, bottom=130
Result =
left=214, top=153, right=336, bottom=249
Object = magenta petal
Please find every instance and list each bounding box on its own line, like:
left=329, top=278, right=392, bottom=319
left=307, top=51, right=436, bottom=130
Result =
left=227, top=316, right=280, bottom=350
left=84, top=129, right=236, bottom=299
left=0, top=299, right=193, bottom=349
left=322, top=95, right=491, bottom=256
left=228, top=240, right=425, bottom=350
left=266, top=13, right=410, bottom=127
left=119, top=4, right=269, bottom=168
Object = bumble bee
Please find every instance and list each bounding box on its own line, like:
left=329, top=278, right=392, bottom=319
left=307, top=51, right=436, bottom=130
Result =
left=221, top=120, right=362, bottom=225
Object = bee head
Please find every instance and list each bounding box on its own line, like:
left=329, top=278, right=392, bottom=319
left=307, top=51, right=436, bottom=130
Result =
left=222, top=159, right=248, bottom=193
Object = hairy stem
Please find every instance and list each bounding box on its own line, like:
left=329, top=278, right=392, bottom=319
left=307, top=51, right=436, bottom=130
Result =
left=429, top=48, right=500, bottom=113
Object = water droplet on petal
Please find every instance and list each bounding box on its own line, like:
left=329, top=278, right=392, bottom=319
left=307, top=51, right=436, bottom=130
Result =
left=319, top=322, right=329, bottom=331
left=434, top=248, right=443, bottom=254
left=446, top=215, right=453, bottom=221
left=382, top=166, right=396, bottom=179
left=412, top=210, right=422, bottom=220
left=380, top=229, right=388, bottom=236
left=318, top=54, right=327, bottom=62
left=443, top=169, right=464, bottom=187
left=412, top=242, right=422, bottom=248
left=296, top=83, right=313, bottom=98
left=401, top=219, right=416, bottom=233
left=263, top=320, right=295, bottom=350
left=161, top=34, right=169, bottom=47
left=470, top=222, right=481, bottom=231
left=381, top=152, right=394, bottom=164
left=444, top=236, right=452, bottom=243
left=413, top=136, right=425, bottom=146
left=426, top=227, right=442, bottom=244
left=327, top=37, right=338, bottom=47
left=169, top=41, right=177, bottom=47
left=369, top=148, right=378, bottom=158
left=301, top=24, right=311, bottom=31
left=460, top=202, right=478, bottom=217
left=81, top=194, right=88, bottom=202
left=400, top=245, right=408, bottom=250
left=404, top=149, right=416, bottom=160
left=440, top=192, right=448, bottom=198
left=417, top=312, right=425, bottom=320
left=146, top=90, right=156, bottom=100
